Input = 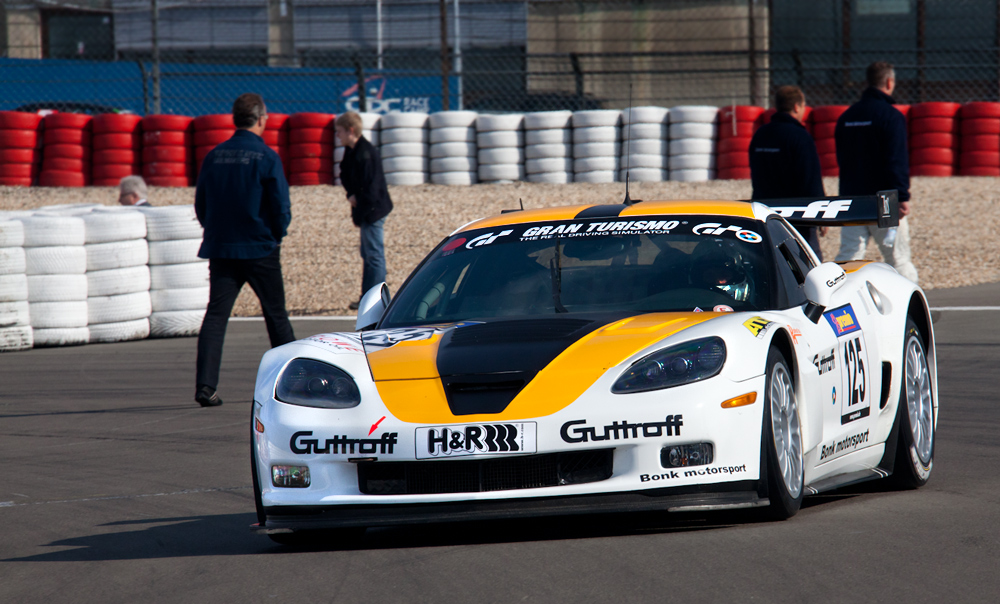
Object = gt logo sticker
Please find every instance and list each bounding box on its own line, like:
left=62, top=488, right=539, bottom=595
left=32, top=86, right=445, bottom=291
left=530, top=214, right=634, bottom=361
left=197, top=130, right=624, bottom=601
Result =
left=824, top=304, right=861, bottom=337
left=416, top=422, right=536, bottom=458
left=465, top=230, right=513, bottom=249
left=743, top=316, right=773, bottom=338
left=692, top=223, right=762, bottom=243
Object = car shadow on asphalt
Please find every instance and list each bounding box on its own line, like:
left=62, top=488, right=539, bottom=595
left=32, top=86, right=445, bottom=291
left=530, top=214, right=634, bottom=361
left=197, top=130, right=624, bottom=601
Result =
left=3, top=488, right=886, bottom=561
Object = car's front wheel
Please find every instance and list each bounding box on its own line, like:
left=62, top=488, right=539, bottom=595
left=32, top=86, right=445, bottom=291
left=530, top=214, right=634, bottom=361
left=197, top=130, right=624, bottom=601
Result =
left=762, top=347, right=804, bottom=519
left=891, top=317, right=935, bottom=488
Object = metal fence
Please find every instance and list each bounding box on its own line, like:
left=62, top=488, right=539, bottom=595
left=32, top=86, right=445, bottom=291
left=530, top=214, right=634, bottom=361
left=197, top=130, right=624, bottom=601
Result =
left=1, top=0, right=999, bottom=115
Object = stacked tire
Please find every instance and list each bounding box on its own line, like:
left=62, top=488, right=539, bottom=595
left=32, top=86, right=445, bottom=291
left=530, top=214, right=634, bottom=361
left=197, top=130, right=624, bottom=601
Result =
left=141, top=205, right=208, bottom=337
left=263, top=113, right=290, bottom=179
left=0, top=219, right=32, bottom=351
left=957, top=102, right=1000, bottom=176
left=381, top=112, right=429, bottom=186
left=0, top=111, right=43, bottom=187
left=476, top=113, right=525, bottom=183
left=82, top=208, right=151, bottom=343
left=91, top=114, right=143, bottom=187
left=39, top=113, right=92, bottom=188
left=142, top=115, right=194, bottom=187
left=668, top=106, right=718, bottom=181
left=288, top=113, right=335, bottom=186
left=619, top=107, right=668, bottom=182
left=194, top=114, right=236, bottom=181
left=811, top=106, right=847, bottom=177
left=573, top=110, right=621, bottom=183
left=429, top=111, right=478, bottom=186
left=20, top=214, right=89, bottom=346
left=524, top=111, right=573, bottom=184
left=716, top=105, right=764, bottom=180
left=909, top=103, right=960, bottom=177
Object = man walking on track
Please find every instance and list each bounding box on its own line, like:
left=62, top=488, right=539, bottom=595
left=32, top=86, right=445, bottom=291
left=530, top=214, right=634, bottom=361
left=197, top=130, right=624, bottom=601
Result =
left=749, top=85, right=826, bottom=260
left=834, top=61, right=918, bottom=283
left=193, top=92, right=295, bottom=407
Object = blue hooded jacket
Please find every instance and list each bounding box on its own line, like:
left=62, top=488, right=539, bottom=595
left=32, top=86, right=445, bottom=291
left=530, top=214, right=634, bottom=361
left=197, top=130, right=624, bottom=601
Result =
left=195, top=129, right=292, bottom=259
left=835, top=88, right=910, bottom=202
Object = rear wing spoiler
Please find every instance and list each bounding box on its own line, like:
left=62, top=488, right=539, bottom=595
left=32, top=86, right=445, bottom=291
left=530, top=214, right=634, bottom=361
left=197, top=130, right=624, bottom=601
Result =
left=754, top=189, right=899, bottom=228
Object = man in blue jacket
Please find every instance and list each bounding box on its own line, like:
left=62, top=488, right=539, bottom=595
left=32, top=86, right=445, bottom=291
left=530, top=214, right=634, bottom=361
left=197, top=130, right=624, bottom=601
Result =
left=834, top=61, right=917, bottom=282
left=193, top=92, right=295, bottom=407
left=749, top=85, right=826, bottom=260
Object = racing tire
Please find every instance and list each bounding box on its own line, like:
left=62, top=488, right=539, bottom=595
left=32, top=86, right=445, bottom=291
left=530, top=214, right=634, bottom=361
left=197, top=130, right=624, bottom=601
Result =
left=25, top=246, right=87, bottom=275
left=669, top=138, right=713, bottom=155
left=0, top=130, right=38, bottom=148
left=289, top=157, right=333, bottom=173
left=86, top=239, right=149, bottom=271
left=83, top=208, right=148, bottom=243
left=0, top=300, right=30, bottom=328
left=626, top=138, right=667, bottom=156
left=381, top=142, right=427, bottom=159
left=380, top=113, right=429, bottom=130
left=622, top=106, right=669, bottom=125
left=912, top=132, right=957, bottom=150
left=0, top=163, right=35, bottom=178
left=0, top=148, right=36, bottom=164
left=960, top=134, right=1000, bottom=153
left=383, top=156, right=428, bottom=174
left=620, top=153, right=665, bottom=169
left=572, top=110, right=621, bottom=128
left=151, top=286, right=209, bottom=311
left=0, top=273, right=29, bottom=302
left=193, top=114, right=234, bottom=130
left=32, top=326, right=89, bottom=347
left=0, top=110, right=43, bottom=129
left=144, top=162, right=190, bottom=178
left=194, top=129, right=236, bottom=147
left=0, top=246, right=26, bottom=275
left=149, top=309, right=204, bottom=337
left=430, top=157, right=477, bottom=173
left=814, top=138, right=837, bottom=155
left=142, top=145, right=189, bottom=163
left=288, top=113, right=335, bottom=129
left=960, top=118, right=1000, bottom=135
left=93, top=113, right=142, bottom=134
left=959, top=166, right=1000, bottom=176
left=151, top=262, right=209, bottom=290
left=622, top=123, right=665, bottom=140
left=140, top=206, right=203, bottom=241
left=38, top=170, right=87, bottom=187
left=287, top=143, right=333, bottom=159
left=717, top=105, right=764, bottom=123
left=910, top=148, right=954, bottom=165
left=29, top=300, right=88, bottom=328
left=909, top=118, right=956, bottom=135
left=0, top=221, right=25, bottom=248
left=667, top=106, right=718, bottom=123
left=668, top=122, right=717, bottom=140
left=810, top=105, right=849, bottom=123
left=717, top=167, right=752, bottom=180
left=572, top=126, right=618, bottom=144
left=19, top=215, right=85, bottom=247
left=475, top=113, right=524, bottom=132
left=717, top=151, right=749, bottom=170
left=890, top=318, right=935, bottom=488
left=88, top=318, right=150, bottom=343
left=429, top=111, right=478, bottom=129
left=959, top=151, right=1000, bottom=168
left=87, top=265, right=151, bottom=297
left=959, top=102, right=1000, bottom=119
left=380, top=127, right=429, bottom=144
left=525, top=129, right=571, bottom=145
left=141, top=115, right=194, bottom=132
left=93, top=149, right=139, bottom=165
left=88, top=291, right=152, bottom=324
left=811, top=122, right=837, bottom=139
left=143, top=130, right=191, bottom=146
left=910, top=164, right=954, bottom=177
left=358, top=112, right=381, bottom=130
left=478, top=147, right=524, bottom=165
left=762, top=347, right=804, bottom=519
left=525, top=144, right=572, bottom=160
left=573, top=142, right=619, bottom=158
left=574, top=156, right=617, bottom=172
left=43, top=128, right=91, bottom=146
left=524, top=111, right=573, bottom=130
left=910, top=102, right=960, bottom=119
left=477, top=131, right=524, bottom=149
left=94, top=133, right=141, bottom=150
left=44, top=113, right=92, bottom=129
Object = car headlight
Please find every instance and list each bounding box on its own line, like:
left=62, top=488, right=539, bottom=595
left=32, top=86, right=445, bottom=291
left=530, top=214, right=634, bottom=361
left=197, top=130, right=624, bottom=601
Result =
left=612, top=337, right=726, bottom=394
left=275, top=358, right=361, bottom=408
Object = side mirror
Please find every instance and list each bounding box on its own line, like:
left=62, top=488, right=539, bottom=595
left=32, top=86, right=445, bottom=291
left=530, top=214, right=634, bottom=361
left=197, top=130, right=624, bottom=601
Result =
left=355, top=282, right=391, bottom=331
left=802, top=262, right=847, bottom=323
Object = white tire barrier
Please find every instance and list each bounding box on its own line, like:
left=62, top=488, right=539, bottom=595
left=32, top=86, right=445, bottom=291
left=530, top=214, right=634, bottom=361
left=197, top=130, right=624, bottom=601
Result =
left=622, top=106, right=670, bottom=124
left=150, top=309, right=205, bottom=338
left=573, top=126, right=619, bottom=144
left=29, top=300, right=88, bottom=328
left=669, top=154, right=716, bottom=170
left=431, top=157, right=477, bottom=173
left=430, top=127, right=476, bottom=144
left=147, top=239, right=200, bottom=266
left=87, top=239, right=150, bottom=271
left=88, top=291, right=152, bottom=324
left=0, top=246, right=26, bottom=275
left=668, top=105, right=719, bottom=123
left=622, top=153, right=667, bottom=169
left=622, top=123, right=666, bottom=141
left=526, top=129, right=572, bottom=145
left=380, top=112, right=429, bottom=129
left=380, top=128, right=429, bottom=144
left=27, top=274, right=87, bottom=302
left=478, top=148, right=524, bottom=165
left=89, top=318, right=150, bottom=343
left=525, top=111, right=573, bottom=130
left=572, top=110, right=622, bottom=128
left=0, top=273, right=28, bottom=302
left=151, top=287, right=209, bottom=311
left=627, top=139, right=668, bottom=156
left=526, top=157, right=574, bottom=174
left=87, top=265, right=151, bottom=297
left=574, top=156, right=618, bottom=172
left=0, top=325, right=32, bottom=351
left=24, top=246, right=87, bottom=275
left=669, top=122, right=717, bottom=140
left=33, top=327, right=89, bottom=347
left=477, top=131, right=523, bottom=148
left=429, top=142, right=476, bottom=159
left=150, top=262, right=209, bottom=290
left=385, top=172, right=427, bottom=186
left=140, top=206, right=203, bottom=241
left=476, top=114, right=524, bottom=132
left=383, top=157, right=429, bottom=174
left=526, top=144, right=573, bottom=160
left=430, top=171, right=477, bottom=186
left=429, top=111, right=478, bottom=129
left=18, top=215, right=86, bottom=247
left=0, top=220, right=25, bottom=248
left=381, top=142, right=427, bottom=159
left=0, top=300, right=30, bottom=328
left=574, top=142, right=620, bottom=158
left=669, top=138, right=715, bottom=155
left=82, top=209, right=147, bottom=243
left=478, top=164, right=525, bottom=182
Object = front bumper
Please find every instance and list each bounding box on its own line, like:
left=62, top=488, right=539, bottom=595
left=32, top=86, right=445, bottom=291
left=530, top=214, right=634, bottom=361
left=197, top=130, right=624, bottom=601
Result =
left=255, top=480, right=766, bottom=531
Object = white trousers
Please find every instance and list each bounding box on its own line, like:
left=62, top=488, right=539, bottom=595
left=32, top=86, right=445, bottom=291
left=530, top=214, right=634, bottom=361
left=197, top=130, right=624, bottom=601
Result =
left=834, top=217, right=918, bottom=283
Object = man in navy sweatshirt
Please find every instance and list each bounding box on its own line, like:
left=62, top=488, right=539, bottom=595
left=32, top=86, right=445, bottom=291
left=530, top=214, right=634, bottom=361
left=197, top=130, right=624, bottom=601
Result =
left=193, top=92, right=295, bottom=407
left=834, top=61, right=917, bottom=282
left=749, top=85, right=826, bottom=260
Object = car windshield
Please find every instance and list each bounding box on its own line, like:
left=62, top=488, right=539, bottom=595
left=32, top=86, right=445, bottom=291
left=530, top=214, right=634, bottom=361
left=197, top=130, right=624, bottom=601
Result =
left=380, top=214, right=775, bottom=328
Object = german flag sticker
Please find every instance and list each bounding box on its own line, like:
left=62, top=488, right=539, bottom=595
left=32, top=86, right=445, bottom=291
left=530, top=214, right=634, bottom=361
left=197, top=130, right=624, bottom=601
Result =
left=743, top=316, right=772, bottom=338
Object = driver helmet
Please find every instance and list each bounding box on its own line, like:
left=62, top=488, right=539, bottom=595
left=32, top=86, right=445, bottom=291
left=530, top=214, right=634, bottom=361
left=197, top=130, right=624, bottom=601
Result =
left=689, top=239, right=751, bottom=302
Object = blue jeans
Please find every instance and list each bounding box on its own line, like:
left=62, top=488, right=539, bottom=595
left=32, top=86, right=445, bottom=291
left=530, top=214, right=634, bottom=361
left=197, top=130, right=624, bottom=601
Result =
left=359, top=217, right=387, bottom=297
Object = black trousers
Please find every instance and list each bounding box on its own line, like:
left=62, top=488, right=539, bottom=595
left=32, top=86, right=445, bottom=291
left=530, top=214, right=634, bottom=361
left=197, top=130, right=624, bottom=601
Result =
left=196, top=247, right=295, bottom=390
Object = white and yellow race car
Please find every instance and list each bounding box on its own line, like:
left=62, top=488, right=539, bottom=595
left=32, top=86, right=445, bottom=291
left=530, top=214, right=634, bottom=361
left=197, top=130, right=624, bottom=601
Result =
left=251, top=191, right=937, bottom=543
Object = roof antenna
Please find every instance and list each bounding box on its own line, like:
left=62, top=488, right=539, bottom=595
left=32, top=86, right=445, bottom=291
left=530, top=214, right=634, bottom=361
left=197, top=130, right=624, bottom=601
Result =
left=623, top=83, right=634, bottom=206
left=519, top=197, right=524, bottom=210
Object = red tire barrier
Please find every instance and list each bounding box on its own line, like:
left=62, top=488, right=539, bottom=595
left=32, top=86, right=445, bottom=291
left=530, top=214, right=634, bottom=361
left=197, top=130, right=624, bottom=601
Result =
left=93, top=133, right=141, bottom=150
left=819, top=152, right=838, bottom=168
left=911, top=132, right=956, bottom=149
left=43, top=128, right=91, bottom=146
left=142, top=145, right=188, bottom=163
left=716, top=152, right=749, bottom=170
left=0, top=163, right=34, bottom=178
left=193, top=128, right=235, bottom=147
left=143, top=162, right=190, bottom=178
left=717, top=137, right=751, bottom=154
left=43, top=113, right=93, bottom=129
left=957, top=151, right=1000, bottom=168
left=193, top=114, right=235, bottom=130
left=910, top=118, right=957, bottom=134
left=716, top=121, right=753, bottom=139
left=93, top=113, right=142, bottom=134
left=290, top=127, right=335, bottom=144
left=93, top=163, right=140, bottom=179
left=811, top=121, right=837, bottom=140
left=718, top=105, right=764, bottom=123
left=960, top=135, right=1000, bottom=152
left=38, top=170, right=87, bottom=187
left=893, top=104, right=910, bottom=120
left=266, top=113, right=290, bottom=130
left=289, top=113, right=336, bottom=129
left=142, top=115, right=194, bottom=132
left=289, top=143, right=333, bottom=159
left=0, top=177, right=33, bottom=186
left=959, top=166, right=1000, bottom=176
left=42, top=157, right=89, bottom=172
left=911, top=163, right=954, bottom=177
left=44, top=144, right=89, bottom=159
left=910, top=102, right=961, bottom=119
left=0, top=129, right=38, bottom=148
left=0, top=111, right=43, bottom=130
left=289, top=157, right=333, bottom=173
left=811, top=105, right=848, bottom=123
left=814, top=138, right=836, bottom=155
left=143, top=130, right=191, bottom=146
left=0, top=148, right=36, bottom=163
left=960, top=118, right=1000, bottom=135
left=910, top=147, right=954, bottom=165
left=93, top=178, right=128, bottom=187
left=93, top=149, right=139, bottom=165
left=289, top=172, right=334, bottom=186
left=716, top=167, right=752, bottom=180
left=960, top=102, right=1000, bottom=119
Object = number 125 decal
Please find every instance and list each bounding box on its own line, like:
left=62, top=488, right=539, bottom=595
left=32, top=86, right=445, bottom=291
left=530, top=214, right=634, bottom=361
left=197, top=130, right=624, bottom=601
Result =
left=840, top=335, right=870, bottom=424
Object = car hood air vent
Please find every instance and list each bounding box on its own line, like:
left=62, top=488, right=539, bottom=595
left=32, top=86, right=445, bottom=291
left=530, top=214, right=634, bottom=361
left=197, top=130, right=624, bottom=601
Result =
left=447, top=318, right=593, bottom=346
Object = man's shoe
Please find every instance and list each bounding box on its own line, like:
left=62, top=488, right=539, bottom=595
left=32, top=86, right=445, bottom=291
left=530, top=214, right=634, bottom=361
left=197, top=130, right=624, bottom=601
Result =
left=195, top=386, right=223, bottom=407
left=348, top=299, right=360, bottom=311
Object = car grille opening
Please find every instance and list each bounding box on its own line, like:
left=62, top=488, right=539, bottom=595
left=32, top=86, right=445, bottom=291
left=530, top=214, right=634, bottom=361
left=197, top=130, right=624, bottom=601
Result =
left=358, top=449, right=614, bottom=495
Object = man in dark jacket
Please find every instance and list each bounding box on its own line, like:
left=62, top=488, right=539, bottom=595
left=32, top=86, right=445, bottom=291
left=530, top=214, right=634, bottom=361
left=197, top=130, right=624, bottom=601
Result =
left=335, top=111, right=393, bottom=310
left=749, top=85, right=826, bottom=260
left=834, top=61, right=917, bottom=282
left=193, top=92, right=295, bottom=407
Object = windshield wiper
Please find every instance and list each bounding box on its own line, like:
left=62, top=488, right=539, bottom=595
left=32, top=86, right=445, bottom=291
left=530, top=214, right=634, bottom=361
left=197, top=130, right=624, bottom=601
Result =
left=550, top=238, right=568, bottom=313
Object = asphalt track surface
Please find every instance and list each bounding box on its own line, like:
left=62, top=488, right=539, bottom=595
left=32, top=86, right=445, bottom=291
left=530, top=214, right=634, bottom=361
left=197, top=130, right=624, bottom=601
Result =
left=2, top=283, right=999, bottom=604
